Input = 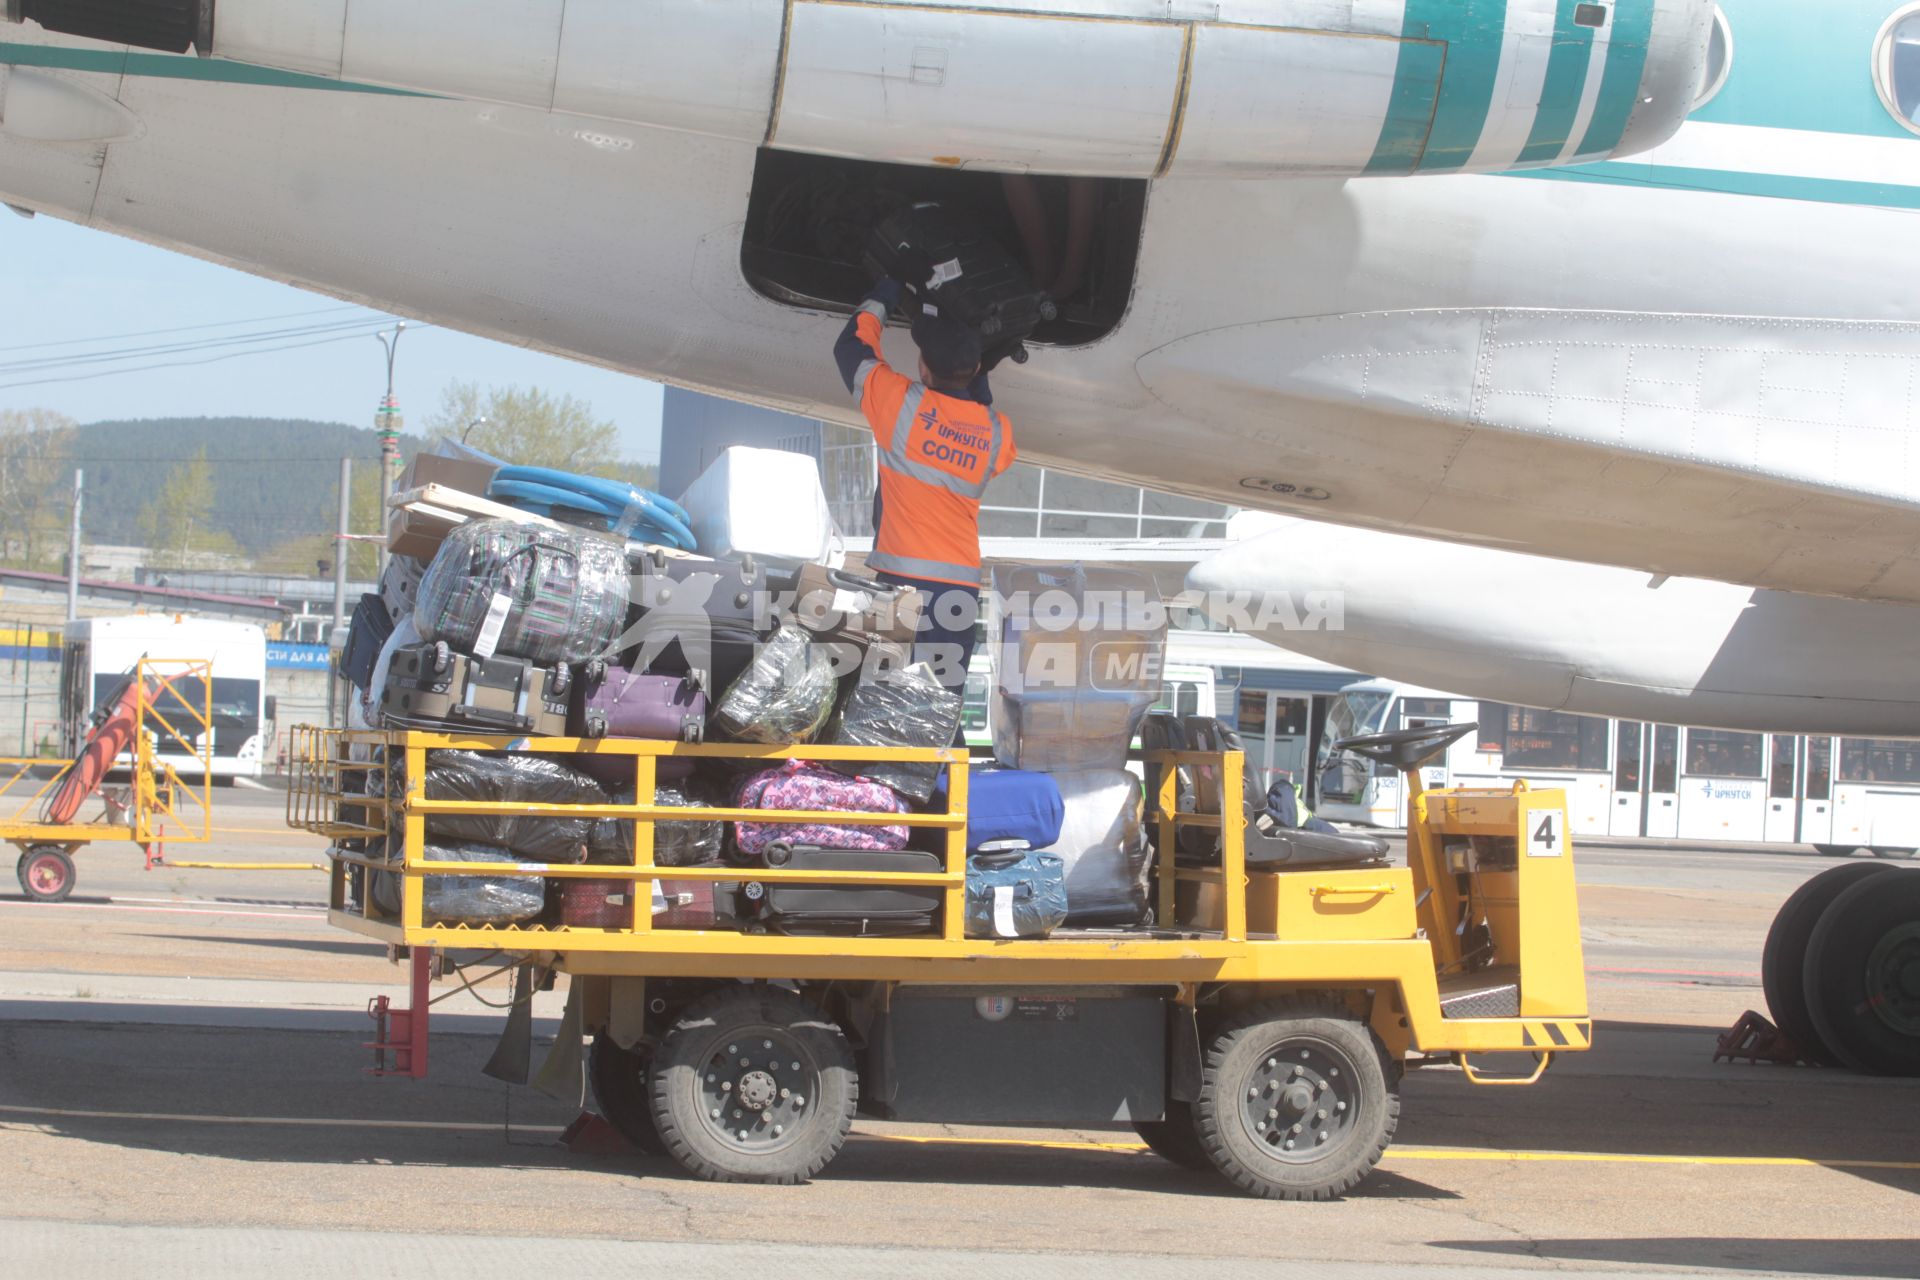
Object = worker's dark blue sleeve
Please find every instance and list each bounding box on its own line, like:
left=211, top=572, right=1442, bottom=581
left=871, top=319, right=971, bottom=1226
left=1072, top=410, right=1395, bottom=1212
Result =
left=834, top=279, right=904, bottom=394
left=966, top=371, right=993, bottom=406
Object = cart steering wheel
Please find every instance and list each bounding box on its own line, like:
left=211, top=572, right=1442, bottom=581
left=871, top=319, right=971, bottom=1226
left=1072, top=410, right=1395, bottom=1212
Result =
left=1330, top=723, right=1479, bottom=774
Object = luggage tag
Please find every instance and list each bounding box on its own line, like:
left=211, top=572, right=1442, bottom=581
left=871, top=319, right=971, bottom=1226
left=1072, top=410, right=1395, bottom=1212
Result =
left=927, top=259, right=963, bottom=288
left=473, top=592, right=512, bottom=659
left=992, top=884, right=1018, bottom=939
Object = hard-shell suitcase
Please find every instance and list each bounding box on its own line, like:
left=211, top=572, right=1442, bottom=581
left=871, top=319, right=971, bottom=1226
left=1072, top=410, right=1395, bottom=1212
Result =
left=628, top=545, right=769, bottom=628
left=559, top=874, right=735, bottom=930
left=572, top=663, right=706, bottom=742
left=379, top=553, right=426, bottom=625
left=788, top=564, right=924, bottom=648
left=865, top=201, right=1056, bottom=367
left=744, top=843, right=942, bottom=937
left=732, top=760, right=911, bottom=857
left=341, top=593, right=394, bottom=692
left=380, top=641, right=570, bottom=737
left=677, top=446, right=835, bottom=566
left=415, top=518, right=628, bottom=666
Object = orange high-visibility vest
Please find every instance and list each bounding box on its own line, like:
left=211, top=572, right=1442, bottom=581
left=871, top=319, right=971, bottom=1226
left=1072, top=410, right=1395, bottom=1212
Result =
left=849, top=300, right=1017, bottom=586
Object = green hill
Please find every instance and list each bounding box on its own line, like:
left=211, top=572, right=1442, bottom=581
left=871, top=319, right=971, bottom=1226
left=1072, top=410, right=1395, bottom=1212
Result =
left=69, top=417, right=409, bottom=557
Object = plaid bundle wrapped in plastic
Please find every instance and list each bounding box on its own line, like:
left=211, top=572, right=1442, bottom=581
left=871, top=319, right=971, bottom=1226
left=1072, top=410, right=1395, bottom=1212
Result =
left=415, top=518, right=627, bottom=665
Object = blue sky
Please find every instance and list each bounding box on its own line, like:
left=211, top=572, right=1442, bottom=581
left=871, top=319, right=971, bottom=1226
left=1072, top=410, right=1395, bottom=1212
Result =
left=0, top=213, right=666, bottom=461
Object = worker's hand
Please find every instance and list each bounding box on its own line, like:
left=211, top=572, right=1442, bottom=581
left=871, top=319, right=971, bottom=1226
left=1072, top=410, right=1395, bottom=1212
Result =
left=865, top=276, right=905, bottom=310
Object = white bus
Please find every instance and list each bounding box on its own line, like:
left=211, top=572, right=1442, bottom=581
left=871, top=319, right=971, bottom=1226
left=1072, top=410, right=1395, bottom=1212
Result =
left=1314, top=678, right=1916, bottom=857
left=60, top=616, right=271, bottom=782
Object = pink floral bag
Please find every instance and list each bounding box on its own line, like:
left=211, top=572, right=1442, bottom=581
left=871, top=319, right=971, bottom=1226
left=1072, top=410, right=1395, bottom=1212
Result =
left=733, top=761, right=910, bottom=855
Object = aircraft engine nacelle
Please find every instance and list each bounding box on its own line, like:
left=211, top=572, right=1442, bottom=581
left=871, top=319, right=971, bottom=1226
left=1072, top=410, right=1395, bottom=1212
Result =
left=1187, top=517, right=1920, bottom=738
left=6, top=0, right=1718, bottom=179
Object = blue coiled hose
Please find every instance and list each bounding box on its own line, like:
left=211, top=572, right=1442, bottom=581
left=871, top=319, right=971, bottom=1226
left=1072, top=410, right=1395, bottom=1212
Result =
left=487, top=465, right=697, bottom=551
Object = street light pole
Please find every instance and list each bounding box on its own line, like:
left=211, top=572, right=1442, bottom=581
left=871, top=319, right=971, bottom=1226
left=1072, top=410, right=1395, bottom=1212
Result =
left=65, top=468, right=82, bottom=623
left=373, top=322, right=406, bottom=576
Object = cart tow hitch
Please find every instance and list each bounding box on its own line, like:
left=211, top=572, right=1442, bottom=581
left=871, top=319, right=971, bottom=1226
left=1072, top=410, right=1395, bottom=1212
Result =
left=366, top=949, right=433, bottom=1079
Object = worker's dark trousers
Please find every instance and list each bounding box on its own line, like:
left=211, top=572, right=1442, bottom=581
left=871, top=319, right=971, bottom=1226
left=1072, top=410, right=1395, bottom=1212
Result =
left=873, top=569, right=980, bottom=748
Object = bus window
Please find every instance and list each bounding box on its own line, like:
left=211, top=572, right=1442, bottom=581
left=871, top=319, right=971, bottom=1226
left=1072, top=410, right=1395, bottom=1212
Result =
left=1652, top=726, right=1679, bottom=792
left=1238, top=690, right=1269, bottom=738
left=1685, top=729, right=1764, bottom=779
left=1478, top=702, right=1510, bottom=752
left=1769, top=735, right=1797, bottom=799
left=1838, top=738, right=1920, bottom=784
left=1327, top=690, right=1389, bottom=744
left=1489, top=705, right=1609, bottom=770
left=1615, top=722, right=1646, bottom=792
left=1400, top=697, right=1450, bottom=726
left=1807, top=737, right=1832, bottom=799
left=961, top=669, right=991, bottom=739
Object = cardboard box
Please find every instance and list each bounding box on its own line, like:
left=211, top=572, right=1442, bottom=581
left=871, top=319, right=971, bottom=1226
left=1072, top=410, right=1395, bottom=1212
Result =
left=386, top=454, right=499, bottom=560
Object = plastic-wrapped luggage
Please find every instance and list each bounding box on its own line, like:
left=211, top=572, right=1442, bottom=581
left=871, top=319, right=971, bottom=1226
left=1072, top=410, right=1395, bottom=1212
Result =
left=733, top=761, right=910, bottom=857
left=587, top=782, right=725, bottom=868
left=990, top=563, right=1168, bottom=773
left=372, top=842, right=546, bottom=926
left=712, top=626, right=838, bottom=745
left=824, top=662, right=963, bottom=803
left=415, top=518, right=628, bottom=665
left=965, top=847, right=1069, bottom=939
left=419, top=750, right=605, bottom=863
left=1051, top=769, right=1154, bottom=927
left=677, top=446, right=835, bottom=566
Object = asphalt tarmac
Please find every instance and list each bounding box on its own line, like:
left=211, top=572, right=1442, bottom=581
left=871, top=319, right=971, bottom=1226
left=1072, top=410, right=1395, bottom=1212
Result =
left=1, top=787, right=1915, bottom=1278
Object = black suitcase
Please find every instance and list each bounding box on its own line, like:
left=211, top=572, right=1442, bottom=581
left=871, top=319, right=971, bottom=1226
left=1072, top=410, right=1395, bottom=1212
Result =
left=866, top=201, right=1056, bottom=367
left=628, top=546, right=769, bottom=627
left=341, top=593, right=394, bottom=692
left=380, top=641, right=571, bottom=736
left=743, top=843, right=943, bottom=937
left=628, top=618, right=765, bottom=698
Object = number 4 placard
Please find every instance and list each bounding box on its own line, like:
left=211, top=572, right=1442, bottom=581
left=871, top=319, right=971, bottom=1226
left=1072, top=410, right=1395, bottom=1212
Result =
left=1527, top=811, right=1563, bottom=858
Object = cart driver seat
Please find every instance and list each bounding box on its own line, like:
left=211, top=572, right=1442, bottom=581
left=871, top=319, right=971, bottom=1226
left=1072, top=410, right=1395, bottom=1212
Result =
left=1171, top=716, right=1390, bottom=871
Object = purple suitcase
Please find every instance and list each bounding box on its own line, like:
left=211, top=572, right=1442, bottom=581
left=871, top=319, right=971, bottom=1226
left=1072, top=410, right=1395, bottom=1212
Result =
left=573, top=663, right=707, bottom=741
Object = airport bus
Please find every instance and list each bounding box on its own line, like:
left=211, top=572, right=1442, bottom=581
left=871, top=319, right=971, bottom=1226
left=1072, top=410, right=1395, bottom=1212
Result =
left=60, top=615, right=272, bottom=782
left=1315, top=677, right=1918, bottom=857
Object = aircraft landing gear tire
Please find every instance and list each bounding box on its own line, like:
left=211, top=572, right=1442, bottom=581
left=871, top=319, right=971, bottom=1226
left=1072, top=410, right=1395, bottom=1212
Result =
left=1133, top=1099, right=1215, bottom=1173
left=1192, top=997, right=1398, bottom=1201
left=587, top=1034, right=666, bottom=1157
left=1763, top=862, right=1900, bottom=1065
left=16, top=846, right=76, bottom=903
left=1804, top=869, right=1920, bottom=1076
left=649, top=985, right=856, bottom=1185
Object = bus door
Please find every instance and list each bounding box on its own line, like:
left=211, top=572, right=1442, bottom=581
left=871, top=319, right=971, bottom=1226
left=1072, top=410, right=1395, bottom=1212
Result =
left=1646, top=726, right=1681, bottom=838
left=1234, top=690, right=1314, bottom=796
left=1764, top=735, right=1799, bottom=844
left=1611, top=722, right=1647, bottom=837
left=1677, top=729, right=1767, bottom=841
left=1799, top=737, right=1834, bottom=845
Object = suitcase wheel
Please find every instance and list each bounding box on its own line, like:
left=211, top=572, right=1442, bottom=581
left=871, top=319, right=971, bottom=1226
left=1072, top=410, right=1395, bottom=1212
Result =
left=583, top=658, right=607, bottom=685
left=1040, top=297, right=1058, bottom=322
left=551, top=664, right=572, bottom=696
left=763, top=842, right=795, bottom=868
left=431, top=640, right=451, bottom=675
left=583, top=714, right=607, bottom=740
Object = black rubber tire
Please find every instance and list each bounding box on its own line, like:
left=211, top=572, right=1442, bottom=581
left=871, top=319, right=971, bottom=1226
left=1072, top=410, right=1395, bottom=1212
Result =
left=1870, top=848, right=1918, bottom=860
left=1132, top=1100, right=1215, bottom=1173
left=587, top=1034, right=666, bottom=1156
left=1192, top=997, right=1398, bottom=1201
left=1762, top=861, right=1900, bottom=1065
left=17, top=846, right=76, bottom=903
left=649, top=985, right=856, bottom=1184
left=1812, top=844, right=1860, bottom=858
left=1803, top=870, right=1920, bottom=1076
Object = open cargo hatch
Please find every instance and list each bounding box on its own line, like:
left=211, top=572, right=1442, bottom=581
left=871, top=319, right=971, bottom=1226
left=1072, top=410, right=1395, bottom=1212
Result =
left=741, top=150, right=1146, bottom=349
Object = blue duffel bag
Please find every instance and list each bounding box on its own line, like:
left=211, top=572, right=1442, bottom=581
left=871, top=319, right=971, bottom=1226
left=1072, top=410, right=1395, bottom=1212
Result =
left=939, top=768, right=1065, bottom=852
left=965, top=846, right=1069, bottom=939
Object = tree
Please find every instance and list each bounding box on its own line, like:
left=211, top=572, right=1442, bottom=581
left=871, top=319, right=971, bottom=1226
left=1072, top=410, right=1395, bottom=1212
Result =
left=0, top=408, right=77, bottom=570
left=138, top=448, right=241, bottom=568
left=426, top=381, right=624, bottom=476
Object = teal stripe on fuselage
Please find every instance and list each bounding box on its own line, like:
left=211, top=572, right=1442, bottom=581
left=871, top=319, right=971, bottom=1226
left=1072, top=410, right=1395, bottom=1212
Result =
left=1365, top=38, right=1449, bottom=174
left=1692, top=0, right=1914, bottom=140
left=1504, top=161, right=1920, bottom=210
left=1515, top=0, right=1597, bottom=164
left=1574, top=0, right=1656, bottom=157
left=1401, top=0, right=1512, bottom=171
left=0, top=40, right=427, bottom=95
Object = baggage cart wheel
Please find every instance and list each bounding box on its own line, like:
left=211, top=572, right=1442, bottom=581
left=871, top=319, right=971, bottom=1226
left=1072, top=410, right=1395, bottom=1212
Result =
left=1803, top=869, right=1920, bottom=1076
left=1132, top=1099, right=1215, bottom=1173
left=1193, top=997, right=1397, bottom=1201
left=587, top=1034, right=666, bottom=1156
left=650, top=985, right=856, bottom=1184
left=17, top=845, right=76, bottom=903
left=1762, top=861, right=1900, bottom=1066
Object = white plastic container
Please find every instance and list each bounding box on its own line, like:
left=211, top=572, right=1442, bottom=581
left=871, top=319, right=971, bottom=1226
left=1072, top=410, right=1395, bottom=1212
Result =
left=678, top=446, right=835, bottom=565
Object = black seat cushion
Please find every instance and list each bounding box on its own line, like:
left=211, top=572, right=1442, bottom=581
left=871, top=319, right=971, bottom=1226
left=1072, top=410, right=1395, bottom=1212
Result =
left=1244, top=825, right=1390, bottom=869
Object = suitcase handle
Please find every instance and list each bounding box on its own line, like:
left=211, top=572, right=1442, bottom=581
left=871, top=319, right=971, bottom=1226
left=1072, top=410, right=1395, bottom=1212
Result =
left=446, top=703, right=534, bottom=733
left=969, top=847, right=1032, bottom=871
left=823, top=567, right=896, bottom=596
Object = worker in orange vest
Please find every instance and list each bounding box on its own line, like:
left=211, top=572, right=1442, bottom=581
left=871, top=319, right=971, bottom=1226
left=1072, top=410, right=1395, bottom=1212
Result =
left=834, top=277, right=1016, bottom=712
